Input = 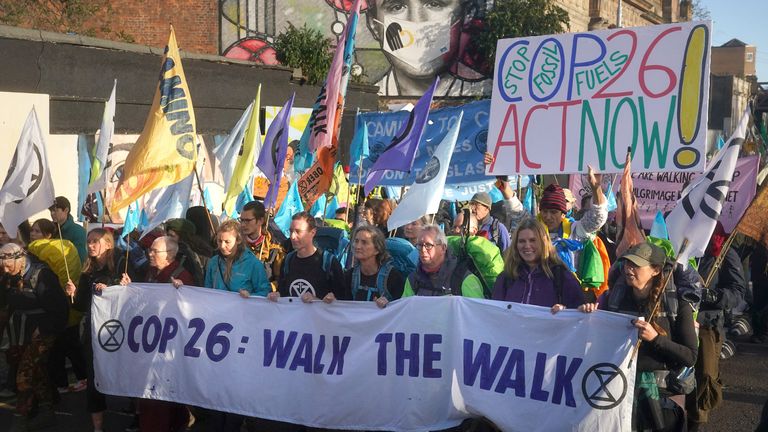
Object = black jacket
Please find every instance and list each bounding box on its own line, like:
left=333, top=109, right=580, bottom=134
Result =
left=697, top=249, right=746, bottom=328
left=4, top=259, right=68, bottom=340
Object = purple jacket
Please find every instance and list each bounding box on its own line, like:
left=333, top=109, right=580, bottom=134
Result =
left=491, top=264, right=585, bottom=308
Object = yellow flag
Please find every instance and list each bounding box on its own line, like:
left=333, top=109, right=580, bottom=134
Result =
left=111, top=26, right=198, bottom=213
left=329, top=163, right=352, bottom=206
left=223, top=85, right=261, bottom=215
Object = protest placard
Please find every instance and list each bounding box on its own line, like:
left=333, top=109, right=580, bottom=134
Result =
left=488, top=21, right=711, bottom=175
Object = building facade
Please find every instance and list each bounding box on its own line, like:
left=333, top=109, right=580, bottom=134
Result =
left=10, top=0, right=689, bottom=98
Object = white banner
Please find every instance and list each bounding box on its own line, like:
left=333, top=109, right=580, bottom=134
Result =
left=488, top=21, right=711, bottom=175
left=93, top=284, right=637, bottom=431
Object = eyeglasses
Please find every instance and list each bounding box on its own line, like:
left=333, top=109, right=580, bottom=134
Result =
left=415, top=242, right=438, bottom=251
left=148, top=249, right=167, bottom=254
left=238, top=217, right=256, bottom=223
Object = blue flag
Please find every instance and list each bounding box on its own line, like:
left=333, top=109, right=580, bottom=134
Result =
left=716, top=136, right=725, bottom=150
left=349, top=114, right=369, bottom=171
left=257, top=93, right=295, bottom=208
left=274, top=181, right=304, bottom=237
left=122, top=201, right=140, bottom=238
left=605, top=182, right=618, bottom=213
left=76, top=134, right=92, bottom=222
left=650, top=210, right=669, bottom=240
left=364, top=78, right=438, bottom=194
left=235, top=177, right=254, bottom=214
left=523, top=185, right=535, bottom=214
left=138, top=209, right=149, bottom=232
left=203, top=187, right=214, bottom=213
left=310, top=194, right=327, bottom=218
left=325, top=196, right=339, bottom=219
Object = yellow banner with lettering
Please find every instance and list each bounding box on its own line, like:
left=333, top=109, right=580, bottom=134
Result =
left=111, top=26, right=197, bottom=213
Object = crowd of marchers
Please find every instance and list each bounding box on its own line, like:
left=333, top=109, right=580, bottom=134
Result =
left=1, top=169, right=766, bottom=431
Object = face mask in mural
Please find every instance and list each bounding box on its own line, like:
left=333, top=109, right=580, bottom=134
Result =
left=379, top=16, right=456, bottom=74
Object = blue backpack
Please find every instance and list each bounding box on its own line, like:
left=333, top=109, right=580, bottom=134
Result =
left=313, top=227, right=349, bottom=266
left=350, top=260, right=396, bottom=301
left=385, top=237, right=417, bottom=277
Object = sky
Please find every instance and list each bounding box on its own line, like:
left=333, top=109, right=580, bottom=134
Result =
left=704, top=0, right=767, bottom=81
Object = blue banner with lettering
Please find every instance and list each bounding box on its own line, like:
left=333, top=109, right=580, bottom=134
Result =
left=350, top=101, right=528, bottom=200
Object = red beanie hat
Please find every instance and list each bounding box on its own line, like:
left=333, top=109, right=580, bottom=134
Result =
left=540, top=184, right=567, bottom=213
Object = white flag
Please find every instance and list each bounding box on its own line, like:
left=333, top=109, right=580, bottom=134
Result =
left=0, top=108, right=55, bottom=237
left=87, top=80, right=117, bottom=194
left=667, top=108, right=749, bottom=265
left=213, top=101, right=256, bottom=188
left=387, top=111, right=463, bottom=231
left=140, top=172, right=194, bottom=238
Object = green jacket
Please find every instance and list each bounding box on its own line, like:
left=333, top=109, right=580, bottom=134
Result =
left=60, top=215, right=86, bottom=263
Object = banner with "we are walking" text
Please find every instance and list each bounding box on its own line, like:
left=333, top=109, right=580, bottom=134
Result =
left=93, top=284, right=637, bottom=431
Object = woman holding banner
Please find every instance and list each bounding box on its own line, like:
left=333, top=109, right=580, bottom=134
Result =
left=580, top=243, right=698, bottom=431
left=69, top=228, right=133, bottom=432
left=204, top=220, right=271, bottom=298
left=345, top=225, right=405, bottom=307
left=491, top=219, right=584, bottom=311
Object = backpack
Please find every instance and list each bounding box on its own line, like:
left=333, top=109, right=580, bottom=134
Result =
left=351, top=260, right=395, bottom=301
left=282, top=249, right=335, bottom=285
left=313, top=227, right=349, bottom=266
left=446, top=235, right=504, bottom=299
left=384, top=237, right=417, bottom=277
left=173, top=243, right=205, bottom=286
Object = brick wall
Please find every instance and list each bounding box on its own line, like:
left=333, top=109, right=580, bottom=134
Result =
left=712, top=46, right=757, bottom=77
left=90, top=0, right=219, bottom=54
left=557, top=0, right=591, bottom=32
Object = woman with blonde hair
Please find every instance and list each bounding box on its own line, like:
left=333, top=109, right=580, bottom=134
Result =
left=68, top=228, right=132, bottom=432
left=204, top=219, right=270, bottom=298
left=492, top=219, right=584, bottom=312
left=203, top=220, right=270, bottom=430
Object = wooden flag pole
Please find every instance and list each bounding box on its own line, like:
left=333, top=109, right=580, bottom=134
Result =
left=628, top=238, right=689, bottom=368
left=124, top=234, right=130, bottom=275
left=701, top=199, right=752, bottom=289
left=193, top=156, right=217, bottom=242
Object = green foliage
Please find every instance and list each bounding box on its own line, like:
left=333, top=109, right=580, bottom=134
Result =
left=272, top=22, right=333, bottom=85
left=476, top=0, right=570, bottom=72
left=0, top=0, right=134, bottom=42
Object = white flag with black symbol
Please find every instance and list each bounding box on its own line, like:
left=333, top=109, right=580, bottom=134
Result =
left=87, top=79, right=117, bottom=195
left=666, top=107, right=749, bottom=265
left=0, top=108, right=55, bottom=237
left=387, top=111, right=463, bottom=231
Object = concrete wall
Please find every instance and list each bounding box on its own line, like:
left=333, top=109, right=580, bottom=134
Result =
left=0, top=25, right=379, bottom=137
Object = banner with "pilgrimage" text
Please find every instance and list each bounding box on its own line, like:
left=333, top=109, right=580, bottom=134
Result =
left=93, top=285, right=637, bottom=431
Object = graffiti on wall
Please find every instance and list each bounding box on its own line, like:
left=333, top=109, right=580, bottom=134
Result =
left=219, top=0, right=493, bottom=97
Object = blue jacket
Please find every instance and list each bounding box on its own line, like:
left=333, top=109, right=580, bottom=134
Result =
left=204, top=252, right=270, bottom=297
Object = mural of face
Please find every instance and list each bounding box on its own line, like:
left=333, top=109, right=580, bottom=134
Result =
left=369, top=0, right=462, bottom=94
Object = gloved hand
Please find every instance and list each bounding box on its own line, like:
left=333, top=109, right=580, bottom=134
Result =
left=701, top=288, right=721, bottom=306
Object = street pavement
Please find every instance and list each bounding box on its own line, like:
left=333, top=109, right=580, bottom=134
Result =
left=0, top=340, right=766, bottom=431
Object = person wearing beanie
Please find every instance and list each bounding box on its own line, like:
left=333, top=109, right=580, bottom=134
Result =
left=469, top=191, right=510, bottom=252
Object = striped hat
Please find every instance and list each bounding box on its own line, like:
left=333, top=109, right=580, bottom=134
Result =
left=540, top=184, right=567, bottom=213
